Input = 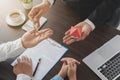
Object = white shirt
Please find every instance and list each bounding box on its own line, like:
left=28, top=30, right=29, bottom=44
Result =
left=0, top=38, right=31, bottom=80
left=49, top=0, right=95, bottom=31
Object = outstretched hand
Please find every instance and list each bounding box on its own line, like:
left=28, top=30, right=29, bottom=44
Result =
left=21, top=28, right=53, bottom=48
left=63, top=22, right=92, bottom=45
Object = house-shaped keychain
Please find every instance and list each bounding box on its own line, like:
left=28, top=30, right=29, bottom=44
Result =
left=70, top=26, right=82, bottom=38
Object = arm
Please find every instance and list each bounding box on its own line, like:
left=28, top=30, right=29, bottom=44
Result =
left=51, top=75, right=64, bottom=80
left=0, top=28, right=53, bottom=62
left=0, top=38, right=25, bottom=62
left=88, top=0, right=120, bottom=26
left=51, top=62, right=67, bottom=80
left=63, top=0, right=120, bottom=45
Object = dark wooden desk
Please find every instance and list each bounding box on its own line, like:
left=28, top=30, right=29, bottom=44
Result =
left=0, top=0, right=120, bottom=80
left=0, top=0, right=42, bottom=43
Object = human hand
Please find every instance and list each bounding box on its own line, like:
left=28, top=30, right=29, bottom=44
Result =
left=58, top=62, right=68, bottom=78
left=68, top=61, right=77, bottom=80
left=28, top=0, right=51, bottom=28
left=21, top=28, right=53, bottom=48
left=63, top=22, right=92, bottom=45
left=61, top=57, right=80, bottom=65
left=13, top=56, right=33, bottom=77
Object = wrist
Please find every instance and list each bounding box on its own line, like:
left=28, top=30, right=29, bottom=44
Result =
left=58, top=72, right=65, bottom=79
left=21, top=38, right=27, bottom=49
left=42, top=0, right=51, bottom=6
left=69, top=75, right=77, bottom=80
left=84, top=19, right=95, bottom=31
left=83, top=22, right=92, bottom=32
left=68, top=73, right=77, bottom=80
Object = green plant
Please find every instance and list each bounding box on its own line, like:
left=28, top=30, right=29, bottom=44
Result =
left=19, top=0, right=33, bottom=3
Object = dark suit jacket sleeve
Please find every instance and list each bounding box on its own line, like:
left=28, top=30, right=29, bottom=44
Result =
left=88, top=0, right=120, bottom=26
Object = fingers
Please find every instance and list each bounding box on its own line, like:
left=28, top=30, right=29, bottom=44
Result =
left=63, top=32, right=76, bottom=45
left=61, top=57, right=71, bottom=62
left=80, top=32, right=88, bottom=40
left=63, top=62, right=67, bottom=66
left=34, top=20, right=40, bottom=29
left=65, top=29, right=70, bottom=35
left=68, top=61, right=77, bottom=70
left=37, top=28, right=53, bottom=41
left=37, top=28, right=52, bottom=35
left=33, top=10, right=43, bottom=28
left=29, top=28, right=36, bottom=34
left=17, top=58, right=21, bottom=63
left=28, top=5, right=42, bottom=28
left=34, top=10, right=43, bottom=23
left=17, top=56, right=32, bottom=65
left=61, top=57, right=80, bottom=65
left=28, top=7, right=39, bottom=22
left=63, top=27, right=80, bottom=45
left=63, top=37, right=76, bottom=45
left=63, top=22, right=92, bottom=45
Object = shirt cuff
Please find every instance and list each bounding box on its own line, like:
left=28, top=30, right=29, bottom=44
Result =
left=50, top=75, right=64, bottom=80
left=7, top=38, right=26, bottom=60
left=84, top=19, right=95, bottom=31
left=12, top=38, right=26, bottom=53
left=48, top=0, right=54, bottom=5
left=17, top=38, right=25, bottom=49
left=16, top=74, right=32, bottom=80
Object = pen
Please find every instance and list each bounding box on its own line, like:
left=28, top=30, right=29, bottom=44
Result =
left=33, top=58, right=41, bottom=76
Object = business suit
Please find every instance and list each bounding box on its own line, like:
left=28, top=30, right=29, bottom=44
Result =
left=62, top=0, right=120, bottom=27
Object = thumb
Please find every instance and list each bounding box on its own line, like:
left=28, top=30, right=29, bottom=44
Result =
left=29, top=28, right=36, bottom=34
left=80, top=25, right=91, bottom=40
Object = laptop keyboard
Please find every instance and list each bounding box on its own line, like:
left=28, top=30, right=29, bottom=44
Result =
left=98, top=52, right=120, bottom=80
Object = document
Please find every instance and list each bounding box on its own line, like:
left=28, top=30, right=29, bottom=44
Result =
left=22, top=16, right=47, bottom=31
left=11, top=38, right=68, bottom=80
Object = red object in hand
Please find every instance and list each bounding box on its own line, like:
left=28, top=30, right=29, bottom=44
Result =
left=70, top=26, right=82, bottom=38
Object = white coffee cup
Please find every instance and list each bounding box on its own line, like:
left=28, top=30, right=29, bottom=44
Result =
left=8, top=9, right=24, bottom=23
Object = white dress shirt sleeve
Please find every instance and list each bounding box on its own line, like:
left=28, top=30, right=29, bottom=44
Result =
left=0, top=38, right=25, bottom=62
left=84, top=19, right=95, bottom=31
left=16, top=74, right=32, bottom=80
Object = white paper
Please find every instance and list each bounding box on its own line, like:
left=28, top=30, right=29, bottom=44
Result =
left=22, top=16, right=47, bottom=31
left=11, top=38, right=68, bottom=80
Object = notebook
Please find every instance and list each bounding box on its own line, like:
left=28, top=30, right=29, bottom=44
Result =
left=11, top=38, right=68, bottom=80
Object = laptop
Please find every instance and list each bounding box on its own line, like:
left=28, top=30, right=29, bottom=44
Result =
left=83, top=35, right=120, bottom=80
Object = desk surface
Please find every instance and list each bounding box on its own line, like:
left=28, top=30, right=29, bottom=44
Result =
left=0, top=0, right=120, bottom=80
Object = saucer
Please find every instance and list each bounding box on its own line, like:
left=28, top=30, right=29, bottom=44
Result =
left=6, top=10, right=26, bottom=26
